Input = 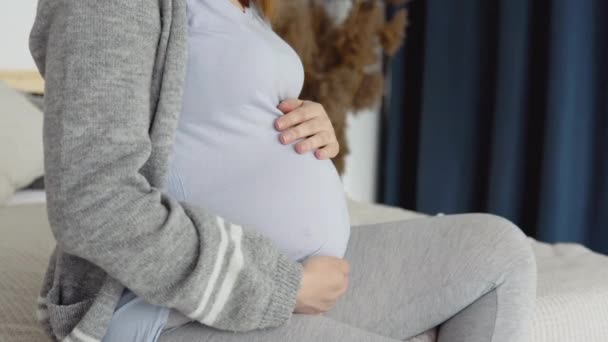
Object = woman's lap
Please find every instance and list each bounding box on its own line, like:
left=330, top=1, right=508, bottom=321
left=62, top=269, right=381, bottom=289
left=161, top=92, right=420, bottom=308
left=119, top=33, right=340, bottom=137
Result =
left=158, top=315, right=399, bottom=342
left=158, top=213, right=536, bottom=342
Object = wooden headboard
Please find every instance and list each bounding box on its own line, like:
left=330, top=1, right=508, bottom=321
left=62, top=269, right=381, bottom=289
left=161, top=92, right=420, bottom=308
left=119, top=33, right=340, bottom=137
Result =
left=0, top=70, right=44, bottom=94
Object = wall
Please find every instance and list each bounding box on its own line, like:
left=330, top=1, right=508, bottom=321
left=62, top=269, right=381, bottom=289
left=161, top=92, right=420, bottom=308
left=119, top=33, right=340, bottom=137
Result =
left=0, top=1, right=38, bottom=69
left=342, top=108, right=380, bottom=203
left=0, top=1, right=380, bottom=203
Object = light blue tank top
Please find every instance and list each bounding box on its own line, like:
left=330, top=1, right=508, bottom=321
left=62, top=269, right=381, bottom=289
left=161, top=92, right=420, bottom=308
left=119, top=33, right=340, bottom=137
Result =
left=166, top=0, right=351, bottom=262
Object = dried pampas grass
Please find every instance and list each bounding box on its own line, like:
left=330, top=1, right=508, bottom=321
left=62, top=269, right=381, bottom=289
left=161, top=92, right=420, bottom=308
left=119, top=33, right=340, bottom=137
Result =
left=272, top=0, right=407, bottom=175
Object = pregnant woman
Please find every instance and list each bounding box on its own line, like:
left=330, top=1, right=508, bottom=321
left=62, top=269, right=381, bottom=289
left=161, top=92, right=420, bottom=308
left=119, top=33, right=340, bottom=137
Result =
left=30, top=0, right=537, bottom=342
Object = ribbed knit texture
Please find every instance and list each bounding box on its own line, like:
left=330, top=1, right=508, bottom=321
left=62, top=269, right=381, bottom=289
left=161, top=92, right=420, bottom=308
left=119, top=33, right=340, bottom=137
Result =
left=28, top=0, right=304, bottom=341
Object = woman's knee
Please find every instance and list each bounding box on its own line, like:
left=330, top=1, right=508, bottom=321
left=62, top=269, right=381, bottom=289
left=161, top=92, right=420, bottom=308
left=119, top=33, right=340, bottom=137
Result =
left=463, top=213, right=536, bottom=268
left=471, top=214, right=538, bottom=306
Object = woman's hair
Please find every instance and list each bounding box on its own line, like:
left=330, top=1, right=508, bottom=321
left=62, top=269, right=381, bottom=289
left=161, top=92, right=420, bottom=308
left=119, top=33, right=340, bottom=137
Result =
left=240, top=0, right=275, bottom=18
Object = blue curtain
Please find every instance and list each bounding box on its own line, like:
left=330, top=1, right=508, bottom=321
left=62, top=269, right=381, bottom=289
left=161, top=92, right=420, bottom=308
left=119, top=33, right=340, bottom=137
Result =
left=380, top=0, right=608, bottom=254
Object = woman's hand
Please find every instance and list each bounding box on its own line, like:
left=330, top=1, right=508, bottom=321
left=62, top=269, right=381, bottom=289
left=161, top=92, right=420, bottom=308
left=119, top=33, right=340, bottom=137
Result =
left=275, top=99, right=340, bottom=160
left=294, top=255, right=350, bottom=314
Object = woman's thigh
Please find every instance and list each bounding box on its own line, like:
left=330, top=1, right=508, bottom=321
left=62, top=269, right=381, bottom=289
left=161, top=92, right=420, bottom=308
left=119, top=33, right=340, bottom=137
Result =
left=322, top=213, right=533, bottom=340
left=158, top=314, right=399, bottom=342
left=159, top=213, right=533, bottom=342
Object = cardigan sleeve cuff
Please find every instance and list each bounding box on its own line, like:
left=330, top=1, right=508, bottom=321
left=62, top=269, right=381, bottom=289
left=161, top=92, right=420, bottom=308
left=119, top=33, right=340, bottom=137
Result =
left=259, top=252, right=304, bottom=328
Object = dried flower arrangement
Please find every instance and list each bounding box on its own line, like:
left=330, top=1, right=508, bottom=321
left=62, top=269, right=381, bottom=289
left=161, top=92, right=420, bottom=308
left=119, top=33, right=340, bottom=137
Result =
left=272, top=0, right=407, bottom=174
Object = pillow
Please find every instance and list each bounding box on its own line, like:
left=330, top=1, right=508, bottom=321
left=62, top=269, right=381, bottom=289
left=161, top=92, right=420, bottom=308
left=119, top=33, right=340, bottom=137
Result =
left=0, top=81, right=44, bottom=205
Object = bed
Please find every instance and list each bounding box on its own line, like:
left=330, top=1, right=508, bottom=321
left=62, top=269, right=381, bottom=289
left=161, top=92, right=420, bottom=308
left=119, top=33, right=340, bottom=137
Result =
left=2, top=191, right=608, bottom=342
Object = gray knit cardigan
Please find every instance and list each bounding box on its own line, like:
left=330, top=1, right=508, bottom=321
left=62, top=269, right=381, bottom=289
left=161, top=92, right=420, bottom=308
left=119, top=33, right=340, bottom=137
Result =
left=29, top=1, right=304, bottom=341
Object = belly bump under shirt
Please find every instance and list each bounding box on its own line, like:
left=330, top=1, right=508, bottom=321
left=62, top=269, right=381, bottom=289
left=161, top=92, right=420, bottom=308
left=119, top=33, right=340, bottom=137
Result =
left=166, top=0, right=351, bottom=262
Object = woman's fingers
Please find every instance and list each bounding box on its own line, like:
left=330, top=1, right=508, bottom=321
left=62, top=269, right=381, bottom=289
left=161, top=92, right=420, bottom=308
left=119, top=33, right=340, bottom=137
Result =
left=275, top=101, right=319, bottom=131
left=293, top=130, right=333, bottom=154
left=277, top=98, right=304, bottom=114
left=278, top=121, right=339, bottom=158
left=315, top=142, right=339, bottom=159
left=280, top=117, right=326, bottom=144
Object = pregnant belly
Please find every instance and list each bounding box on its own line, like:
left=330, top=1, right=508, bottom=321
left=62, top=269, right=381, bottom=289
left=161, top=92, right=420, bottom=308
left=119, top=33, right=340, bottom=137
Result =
left=168, top=127, right=351, bottom=262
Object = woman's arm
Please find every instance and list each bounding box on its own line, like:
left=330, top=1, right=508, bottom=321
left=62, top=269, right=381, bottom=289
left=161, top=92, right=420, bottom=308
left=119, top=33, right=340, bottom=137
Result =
left=29, top=0, right=302, bottom=332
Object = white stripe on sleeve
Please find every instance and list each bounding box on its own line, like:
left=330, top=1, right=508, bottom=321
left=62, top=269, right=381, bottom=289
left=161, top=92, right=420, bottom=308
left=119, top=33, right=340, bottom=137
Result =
left=202, top=223, right=244, bottom=325
left=188, top=216, right=230, bottom=319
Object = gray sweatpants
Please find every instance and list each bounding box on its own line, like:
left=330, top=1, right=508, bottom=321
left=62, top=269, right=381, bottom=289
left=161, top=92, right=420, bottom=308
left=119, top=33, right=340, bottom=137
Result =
left=158, top=213, right=537, bottom=342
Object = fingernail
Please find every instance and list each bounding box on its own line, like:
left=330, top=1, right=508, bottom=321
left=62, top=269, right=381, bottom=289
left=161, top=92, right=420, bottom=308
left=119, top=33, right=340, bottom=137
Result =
left=276, top=120, right=283, bottom=129
left=281, top=132, right=292, bottom=143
